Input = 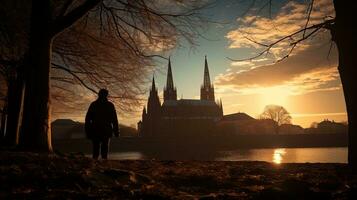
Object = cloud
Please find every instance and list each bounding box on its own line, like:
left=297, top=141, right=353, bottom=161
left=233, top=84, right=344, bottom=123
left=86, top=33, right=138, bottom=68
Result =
left=216, top=41, right=339, bottom=96
left=217, top=0, right=338, bottom=96
left=230, top=58, right=269, bottom=68
left=231, top=61, right=255, bottom=67
left=291, top=112, right=347, bottom=118
left=227, top=0, right=335, bottom=58
left=218, top=40, right=337, bottom=85
left=216, top=65, right=341, bottom=96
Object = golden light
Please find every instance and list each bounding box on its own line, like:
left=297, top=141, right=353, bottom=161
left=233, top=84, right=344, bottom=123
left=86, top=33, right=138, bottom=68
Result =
left=273, top=148, right=286, bottom=164
left=260, top=86, right=291, bottom=107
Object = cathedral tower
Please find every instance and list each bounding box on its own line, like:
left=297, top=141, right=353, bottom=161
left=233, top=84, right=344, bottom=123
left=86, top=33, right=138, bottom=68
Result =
left=200, top=56, right=215, bottom=101
left=164, top=58, right=177, bottom=101
left=146, top=76, right=161, bottom=136
left=147, top=76, right=161, bottom=114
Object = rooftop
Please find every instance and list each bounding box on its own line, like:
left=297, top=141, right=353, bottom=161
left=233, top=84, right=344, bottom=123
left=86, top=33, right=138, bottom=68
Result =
left=222, top=112, right=255, bottom=121
left=162, top=99, right=218, bottom=107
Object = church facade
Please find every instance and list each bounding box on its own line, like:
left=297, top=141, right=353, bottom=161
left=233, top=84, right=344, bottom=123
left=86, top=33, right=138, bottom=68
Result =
left=138, top=56, right=223, bottom=137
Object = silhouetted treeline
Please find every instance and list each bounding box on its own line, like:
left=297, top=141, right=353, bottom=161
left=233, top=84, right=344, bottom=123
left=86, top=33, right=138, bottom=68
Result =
left=51, top=117, right=347, bottom=142
left=216, top=115, right=347, bottom=136
left=305, top=120, right=348, bottom=135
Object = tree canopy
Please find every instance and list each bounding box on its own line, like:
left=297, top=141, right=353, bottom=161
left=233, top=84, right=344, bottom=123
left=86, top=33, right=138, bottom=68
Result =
left=260, top=105, right=292, bottom=126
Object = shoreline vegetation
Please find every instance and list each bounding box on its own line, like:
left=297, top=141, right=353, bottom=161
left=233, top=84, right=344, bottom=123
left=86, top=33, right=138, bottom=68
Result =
left=1, top=151, right=357, bottom=199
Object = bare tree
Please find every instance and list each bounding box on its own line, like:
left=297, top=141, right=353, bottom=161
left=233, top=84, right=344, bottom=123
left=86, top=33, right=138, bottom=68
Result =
left=49, top=0, right=208, bottom=122
left=0, top=0, right=209, bottom=152
left=0, top=1, right=29, bottom=146
left=260, top=105, right=292, bottom=134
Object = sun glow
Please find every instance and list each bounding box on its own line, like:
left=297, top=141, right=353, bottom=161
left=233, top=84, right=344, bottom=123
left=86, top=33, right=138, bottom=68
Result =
left=260, top=86, right=291, bottom=107
left=273, top=148, right=286, bottom=164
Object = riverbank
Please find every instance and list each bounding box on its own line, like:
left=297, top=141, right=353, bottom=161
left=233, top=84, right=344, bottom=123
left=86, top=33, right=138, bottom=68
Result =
left=1, top=151, right=357, bottom=199
left=53, top=133, right=348, bottom=154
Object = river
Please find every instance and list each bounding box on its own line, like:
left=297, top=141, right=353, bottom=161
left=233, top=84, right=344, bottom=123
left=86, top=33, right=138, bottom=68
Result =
left=104, top=147, right=347, bottom=163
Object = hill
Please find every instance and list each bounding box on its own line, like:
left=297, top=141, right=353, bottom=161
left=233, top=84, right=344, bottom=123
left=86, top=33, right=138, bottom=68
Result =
left=51, top=119, right=137, bottom=139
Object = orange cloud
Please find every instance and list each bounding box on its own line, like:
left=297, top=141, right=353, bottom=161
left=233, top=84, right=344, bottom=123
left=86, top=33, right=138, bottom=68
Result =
left=217, top=40, right=339, bottom=92
left=226, top=0, right=335, bottom=58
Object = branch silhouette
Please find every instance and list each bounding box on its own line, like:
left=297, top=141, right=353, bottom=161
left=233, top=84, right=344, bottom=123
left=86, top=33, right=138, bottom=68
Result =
left=51, top=63, right=98, bottom=94
left=227, top=0, right=334, bottom=64
left=227, top=19, right=334, bottom=63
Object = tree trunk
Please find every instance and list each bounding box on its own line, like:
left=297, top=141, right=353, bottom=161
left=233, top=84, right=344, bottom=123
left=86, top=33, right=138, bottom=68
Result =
left=4, top=66, right=25, bottom=146
left=332, top=0, right=357, bottom=168
left=18, top=1, right=52, bottom=152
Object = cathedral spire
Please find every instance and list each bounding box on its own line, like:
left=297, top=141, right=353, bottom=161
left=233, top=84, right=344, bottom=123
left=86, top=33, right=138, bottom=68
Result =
left=203, top=55, right=211, bottom=88
left=201, top=55, right=215, bottom=101
left=164, top=57, right=177, bottom=101
left=166, top=57, right=174, bottom=90
left=146, top=74, right=161, bottom=137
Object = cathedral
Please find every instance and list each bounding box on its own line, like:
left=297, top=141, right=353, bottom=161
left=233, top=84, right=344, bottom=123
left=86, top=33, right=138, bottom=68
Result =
left=138, top=56, right=223, bottom=137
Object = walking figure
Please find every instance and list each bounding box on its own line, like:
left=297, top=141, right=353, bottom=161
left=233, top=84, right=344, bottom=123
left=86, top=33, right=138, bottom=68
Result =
left=85, top=89, right=119, bottom=159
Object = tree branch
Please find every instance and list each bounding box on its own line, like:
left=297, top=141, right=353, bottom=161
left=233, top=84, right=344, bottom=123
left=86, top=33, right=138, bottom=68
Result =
left=51, top=63, right=98, bottom=94
left=227, top=19, right=335, bottom=62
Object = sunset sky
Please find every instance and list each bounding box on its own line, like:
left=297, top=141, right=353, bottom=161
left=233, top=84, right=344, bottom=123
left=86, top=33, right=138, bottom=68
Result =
left=142, top=0, right=346, bottom=128
left=56, top=0, right=347, bottom=128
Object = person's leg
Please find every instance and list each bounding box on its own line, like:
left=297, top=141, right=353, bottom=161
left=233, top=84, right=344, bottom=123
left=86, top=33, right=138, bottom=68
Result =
left=101, top=137, right=110, bottom=159
left=92, top=139, right=100, bottom=159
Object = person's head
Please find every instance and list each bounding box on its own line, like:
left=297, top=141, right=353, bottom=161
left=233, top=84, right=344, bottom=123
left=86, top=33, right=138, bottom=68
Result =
left=98, top=89, right=109, bottom=99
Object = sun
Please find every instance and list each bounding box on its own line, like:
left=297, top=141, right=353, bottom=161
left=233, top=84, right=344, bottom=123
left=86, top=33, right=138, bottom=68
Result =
left=260, top=86, right=291, bottom=107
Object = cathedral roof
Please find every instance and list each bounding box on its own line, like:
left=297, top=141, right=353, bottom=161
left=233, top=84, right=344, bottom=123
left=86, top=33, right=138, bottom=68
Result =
left=162, top=99, right=218, bottom=107
left=222, top=112, right=255, bottom=121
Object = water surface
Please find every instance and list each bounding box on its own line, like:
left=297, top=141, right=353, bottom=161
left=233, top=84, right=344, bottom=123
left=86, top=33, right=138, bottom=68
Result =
left=104, top=147, right=347, bottom=163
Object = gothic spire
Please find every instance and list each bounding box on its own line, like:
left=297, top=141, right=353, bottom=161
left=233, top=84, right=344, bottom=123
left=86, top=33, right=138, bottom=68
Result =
left=163, top=57, right=177, bottom=101
left=147, top=74, right=161, bottom=116
left=166, top=57, right=174, bottom=90
left=203, top=55, right=211, bottom=88
left=200, top=55, right=215, bottom=101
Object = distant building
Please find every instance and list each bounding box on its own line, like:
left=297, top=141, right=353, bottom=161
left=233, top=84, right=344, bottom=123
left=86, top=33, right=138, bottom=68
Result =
left=279, top=124, right=304, bottom=134
left=221, top=112, right=254, bottom=121
left=138, top=56, right=223, bottom=137
left=316, top=119, right=347, bottom=134
left=216, top=112, right=256, bottom=136
left=216, top=117, right=282, bottom=135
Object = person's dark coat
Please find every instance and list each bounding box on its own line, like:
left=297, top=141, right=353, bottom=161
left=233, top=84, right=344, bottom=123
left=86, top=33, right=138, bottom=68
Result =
left=85, top=98, right=119, bottom=139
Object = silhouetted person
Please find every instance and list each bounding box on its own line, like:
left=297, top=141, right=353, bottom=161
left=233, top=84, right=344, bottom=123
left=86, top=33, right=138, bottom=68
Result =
left=85, top=89, right=119, bottom=159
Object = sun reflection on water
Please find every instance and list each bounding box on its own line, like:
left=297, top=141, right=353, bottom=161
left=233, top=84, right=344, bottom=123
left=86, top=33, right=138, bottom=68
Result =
left=273, top=148, right=286, bottom=164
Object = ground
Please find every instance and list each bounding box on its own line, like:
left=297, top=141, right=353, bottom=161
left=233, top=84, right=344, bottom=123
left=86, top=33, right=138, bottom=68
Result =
left=1, top=151, right=357, bottom=199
